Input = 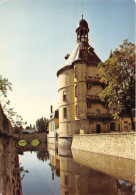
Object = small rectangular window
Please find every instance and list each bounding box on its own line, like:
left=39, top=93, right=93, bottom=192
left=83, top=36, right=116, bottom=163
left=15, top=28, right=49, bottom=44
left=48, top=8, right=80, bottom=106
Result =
left=63, top=108, right=67, bottom=118
left=65, top=175, right=68, bottom=185
left=75, top=105, right=78, bottom=117
left=110, top=122, right=115, bottom=131
left=50, top=123, right=52, bottom=132
left=75, top=67, right=77, bottom=78
left=124, top=121, right=128, bottom=124
left=86, top=83, right=91, bottom=90
left=124, top=125, right=128, bottom=130
left=63, top=91, right=67, bottom=101
left=75, top=85, right=78, bottom=97
left=96, top=109, right=100, bottom=114
left=87, top=101, right=91, bottom=108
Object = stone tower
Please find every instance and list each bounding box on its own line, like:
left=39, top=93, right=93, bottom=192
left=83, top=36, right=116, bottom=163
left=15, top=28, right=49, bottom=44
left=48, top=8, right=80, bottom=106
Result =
left=57, top=16, right=112, bottom=150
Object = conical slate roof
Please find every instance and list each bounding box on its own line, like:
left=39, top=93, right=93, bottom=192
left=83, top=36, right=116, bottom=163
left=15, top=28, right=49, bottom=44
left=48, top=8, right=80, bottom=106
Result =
left=64, top=42, right=101, bottom=66
left=57, top=42, right=101, bottom=76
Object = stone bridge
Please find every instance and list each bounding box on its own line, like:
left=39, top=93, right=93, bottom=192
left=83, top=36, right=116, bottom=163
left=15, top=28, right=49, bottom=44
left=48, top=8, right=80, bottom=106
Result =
left=14, top=133, right=47, bottom=145
left=14, top=133, right=47, bottom=153
left=16, top=143, right=47, bottom=154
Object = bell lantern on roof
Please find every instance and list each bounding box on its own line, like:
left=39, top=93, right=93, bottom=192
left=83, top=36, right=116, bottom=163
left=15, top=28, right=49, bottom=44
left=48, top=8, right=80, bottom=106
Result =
left=76, top=15, right=89, bottom=43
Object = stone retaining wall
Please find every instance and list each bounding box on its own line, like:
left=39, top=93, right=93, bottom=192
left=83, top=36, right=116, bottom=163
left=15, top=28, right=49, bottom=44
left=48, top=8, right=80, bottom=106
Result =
left=72, top=133, right=135, bottom=160
left=0, top=104, right=13, bottom=136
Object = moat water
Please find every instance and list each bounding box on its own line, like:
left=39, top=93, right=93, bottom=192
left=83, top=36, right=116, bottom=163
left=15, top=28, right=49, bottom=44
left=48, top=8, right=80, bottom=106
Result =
left=0, top=136, right=135, bottom=195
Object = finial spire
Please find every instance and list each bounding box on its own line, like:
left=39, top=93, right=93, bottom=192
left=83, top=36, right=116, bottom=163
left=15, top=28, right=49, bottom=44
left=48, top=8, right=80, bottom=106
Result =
left=81, top=1, right=84, bottom=17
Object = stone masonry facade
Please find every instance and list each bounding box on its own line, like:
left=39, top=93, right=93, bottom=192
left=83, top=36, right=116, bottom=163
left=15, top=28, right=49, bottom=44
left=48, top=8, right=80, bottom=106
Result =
left=72, top=133, right=135, bottom=160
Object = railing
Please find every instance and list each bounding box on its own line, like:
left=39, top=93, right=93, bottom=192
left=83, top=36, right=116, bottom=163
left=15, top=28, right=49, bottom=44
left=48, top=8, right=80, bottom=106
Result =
left=87, top=112, right=113, bottom=120
left=86, top=95, right=101, bottom=102
left=86, top=76, right=105, bottom=86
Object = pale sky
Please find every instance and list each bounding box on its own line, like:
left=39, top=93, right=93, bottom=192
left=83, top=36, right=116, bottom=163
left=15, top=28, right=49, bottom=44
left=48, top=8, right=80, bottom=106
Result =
left=0, top=0, right=135, bottom=126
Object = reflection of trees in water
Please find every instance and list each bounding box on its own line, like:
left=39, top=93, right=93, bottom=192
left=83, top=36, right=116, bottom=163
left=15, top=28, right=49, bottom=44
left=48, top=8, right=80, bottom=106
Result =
left=20, top=163, right=29, bottom=180
left=36, top=151, right=49, bottom=162
left=116, top=180, right=135, bottom=195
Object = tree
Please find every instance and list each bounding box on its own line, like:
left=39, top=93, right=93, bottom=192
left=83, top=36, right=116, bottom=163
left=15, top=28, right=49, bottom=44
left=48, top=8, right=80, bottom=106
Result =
left=36, top=117, right=48, bottom=133
left=20, top=163, right=29, bottom=180
left=14, top=125, right=24, bottom=134
left=98, top=39, right=135, bottom=130
left=0, top=76, right=12, bottom=97
left=0, top=75, right=27, bottom=127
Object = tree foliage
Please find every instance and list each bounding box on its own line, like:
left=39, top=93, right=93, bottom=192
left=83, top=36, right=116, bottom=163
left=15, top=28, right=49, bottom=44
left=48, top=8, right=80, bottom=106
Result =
left=0, top=77, right=12, bottom=97
left=0, top=76, right=26, bottom=127
left=98, top=39, right=135, bottom=130
left=36, top=117, right=48, bottom=133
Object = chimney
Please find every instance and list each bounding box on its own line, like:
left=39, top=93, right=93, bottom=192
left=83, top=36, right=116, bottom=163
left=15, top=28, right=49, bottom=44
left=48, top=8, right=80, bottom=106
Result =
left=50, top=105, right=53, bottom=113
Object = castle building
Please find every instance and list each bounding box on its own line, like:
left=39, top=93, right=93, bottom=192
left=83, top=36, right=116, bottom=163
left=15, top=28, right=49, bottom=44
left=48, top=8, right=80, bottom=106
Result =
left=48, top=105, right=60, bottom=149
left=57, top=16, right=112, bottom=149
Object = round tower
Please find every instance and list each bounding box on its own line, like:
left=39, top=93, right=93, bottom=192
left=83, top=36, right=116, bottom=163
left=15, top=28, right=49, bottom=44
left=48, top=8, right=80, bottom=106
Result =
left=57, top=16, right=90, bottom=152
left=57, top=16, right=111, bottom=152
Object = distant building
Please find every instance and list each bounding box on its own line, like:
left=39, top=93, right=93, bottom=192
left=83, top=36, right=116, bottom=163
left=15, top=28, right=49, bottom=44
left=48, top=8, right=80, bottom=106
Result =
left=48, top=106, right=59, bottom=148
left=114, top=109, right=135, bottom=132
left=57, top=16, right=112, bottom=148
left=22, top=129, right=36, bottom=134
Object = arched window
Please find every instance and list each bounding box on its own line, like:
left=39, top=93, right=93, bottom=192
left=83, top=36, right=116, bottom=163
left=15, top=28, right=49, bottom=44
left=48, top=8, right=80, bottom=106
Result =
left=80, top=29, right=84, bottom=36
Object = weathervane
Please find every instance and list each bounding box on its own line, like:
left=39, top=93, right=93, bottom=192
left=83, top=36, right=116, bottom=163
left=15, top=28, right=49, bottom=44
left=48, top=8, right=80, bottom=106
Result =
left=81, top=0, right=84, bottom=18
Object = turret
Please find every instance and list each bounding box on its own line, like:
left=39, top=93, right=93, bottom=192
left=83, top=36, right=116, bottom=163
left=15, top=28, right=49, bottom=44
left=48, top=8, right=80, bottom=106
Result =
left=76, top=15, right=89, bottom=43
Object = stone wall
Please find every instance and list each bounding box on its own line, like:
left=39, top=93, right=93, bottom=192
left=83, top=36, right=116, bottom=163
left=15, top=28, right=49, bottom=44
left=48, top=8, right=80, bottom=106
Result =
left=0, top=104, right=13, bottom=136
left=72, top=133, right=135, bottom=160
left=0, top=136, right=22, bottom=194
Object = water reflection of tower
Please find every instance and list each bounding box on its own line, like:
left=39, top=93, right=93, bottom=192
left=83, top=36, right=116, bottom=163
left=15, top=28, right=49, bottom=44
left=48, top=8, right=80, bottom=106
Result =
left=59, top=152, right=125, bottom=195
left=0, top=136, right=22, bottom=195
left=48, top=148, right=60, bottom=180
left=60, top=154, right=78, bottom=195
left=48, top=147, right=135, bottom=195
left=60, top=154, right=99, bottom=195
